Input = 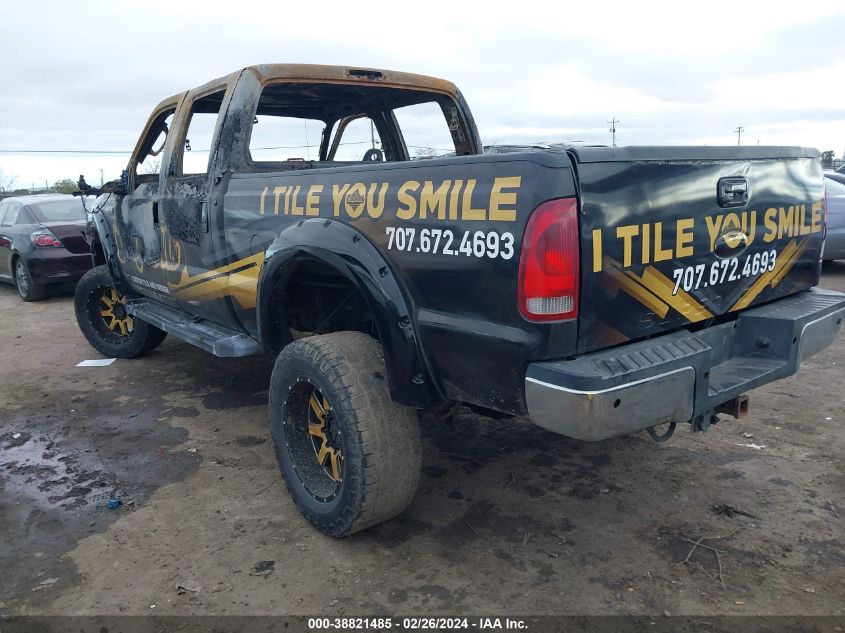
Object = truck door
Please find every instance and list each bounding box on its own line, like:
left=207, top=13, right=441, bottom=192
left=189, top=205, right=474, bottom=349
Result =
left=119, top=104, right=178, bottom=300
left=158, top=85, right=238, bottom=328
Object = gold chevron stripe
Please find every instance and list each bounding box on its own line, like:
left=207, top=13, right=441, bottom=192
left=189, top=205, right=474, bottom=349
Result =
left=729, top=239, right=805, bottom=312
left=636, top=265, right=713, bottom=322
left=170, top=253, right=263, bottom=289
left=770, top=239, right=808, bottom=288
left=606, top=257, right=713, bottom=323
left=605, top=258, right=670, bottom=318
left=169, top=253, right=263, bottom=309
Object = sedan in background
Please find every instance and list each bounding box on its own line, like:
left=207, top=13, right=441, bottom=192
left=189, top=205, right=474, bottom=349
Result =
left=824, top=174, right=845, bottom=261
left=0, top=194, right=93, bottom=301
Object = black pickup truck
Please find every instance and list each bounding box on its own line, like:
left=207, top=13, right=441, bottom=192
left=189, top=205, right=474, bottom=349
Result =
left=74, top=64, right=845, bottom=536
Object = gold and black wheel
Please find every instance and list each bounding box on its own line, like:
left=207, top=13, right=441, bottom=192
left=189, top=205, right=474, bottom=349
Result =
left=98, top=288, right=134, bottom=337
left=268, top=332, right=421, bottom=536
left=307, top=389, right=344, bottom=484
left=74, top=265, right=167, bottom=359
left=282, top=381, right=345, bottom=502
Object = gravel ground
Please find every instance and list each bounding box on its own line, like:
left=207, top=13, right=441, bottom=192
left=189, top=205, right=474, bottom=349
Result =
left=1, top=265, right=843, bottom=617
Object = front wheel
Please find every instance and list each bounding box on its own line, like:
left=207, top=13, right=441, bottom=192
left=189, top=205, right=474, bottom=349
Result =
left=268, top=332, right=422, bottom=536
left=74, top=265, right=167, bottom=358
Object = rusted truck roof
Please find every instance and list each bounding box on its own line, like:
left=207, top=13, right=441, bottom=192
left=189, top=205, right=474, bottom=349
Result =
left=164, top=63, right=459, bottom=104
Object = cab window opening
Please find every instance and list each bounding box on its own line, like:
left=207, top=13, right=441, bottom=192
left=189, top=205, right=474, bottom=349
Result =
left=245, top=82, right=464, bottom=172
left=180, top=89, right=227, bottom=176
left=135, top=109, right=175, bottom=183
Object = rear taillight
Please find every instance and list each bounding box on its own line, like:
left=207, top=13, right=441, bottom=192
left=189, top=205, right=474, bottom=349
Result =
left=518, top=197, right=579, bottom=321
left=31, top=229, right=63, bottom=248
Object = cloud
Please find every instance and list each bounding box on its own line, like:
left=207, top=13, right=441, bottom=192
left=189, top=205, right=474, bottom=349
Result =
left=1, top=0, right=844, bottom=185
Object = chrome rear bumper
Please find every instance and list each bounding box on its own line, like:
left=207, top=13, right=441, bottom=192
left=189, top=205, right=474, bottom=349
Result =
left=525, top=288, right=845, bottom=441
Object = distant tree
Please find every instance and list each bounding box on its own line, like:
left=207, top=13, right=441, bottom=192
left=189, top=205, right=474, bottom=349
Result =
left=0, top=168, right=17, bottom=192
left=821, top=150, right=835, bottom=170
left=139, top=157, right=161, bottom=175
left=51, top=178, right=79, bottom=194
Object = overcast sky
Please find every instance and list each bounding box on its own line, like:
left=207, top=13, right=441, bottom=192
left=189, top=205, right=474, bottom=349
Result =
left=1, top=0, right=844, bottom=188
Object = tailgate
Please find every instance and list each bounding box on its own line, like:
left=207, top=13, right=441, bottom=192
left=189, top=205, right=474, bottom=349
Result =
left=572, top=146, right=824, bottom=354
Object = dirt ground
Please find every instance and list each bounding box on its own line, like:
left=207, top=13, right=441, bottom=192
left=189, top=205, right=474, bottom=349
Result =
left=1, top=266, right=843, bottom=618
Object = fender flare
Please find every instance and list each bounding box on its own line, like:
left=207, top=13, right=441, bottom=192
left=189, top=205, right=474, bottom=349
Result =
left=256, top=218, right=439, bottom=408
left=89, top=194, right=130, bottom=292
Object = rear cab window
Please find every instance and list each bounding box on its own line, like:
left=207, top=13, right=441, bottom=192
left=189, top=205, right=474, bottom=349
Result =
left=327, top=116, right=384, bottom=161
left=393, top=101, right=459, bottom=159
left=244, top=80, right=473, bottom=171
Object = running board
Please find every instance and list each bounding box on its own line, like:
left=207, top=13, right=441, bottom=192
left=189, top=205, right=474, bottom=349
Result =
left=127, top=299, right=261, bottom=357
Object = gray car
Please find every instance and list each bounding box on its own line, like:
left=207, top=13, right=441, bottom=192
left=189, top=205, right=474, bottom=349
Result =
left=824, top=174, right=845, bottom=261
left=825, top=168, right=845, bottom=186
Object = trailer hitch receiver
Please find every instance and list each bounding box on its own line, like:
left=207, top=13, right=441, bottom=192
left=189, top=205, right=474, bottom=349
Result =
left=715, top=395, right=750, bottom=419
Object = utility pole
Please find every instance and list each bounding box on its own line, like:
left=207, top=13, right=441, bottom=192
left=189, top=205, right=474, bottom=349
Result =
left=99, top=168, right=104, bottom=186
left=370, top=120, right=376, bottom=150
left=734, top=126, right=744, bottom=146
left=607, top=117, right=619, bottom=147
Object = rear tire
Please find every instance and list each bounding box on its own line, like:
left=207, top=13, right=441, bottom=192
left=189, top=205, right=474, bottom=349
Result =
left=74, top=265, right=167, bottom=358
left=268, top=332, right=421, bottom=536
left=15, top=258, right=45, bottom=302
